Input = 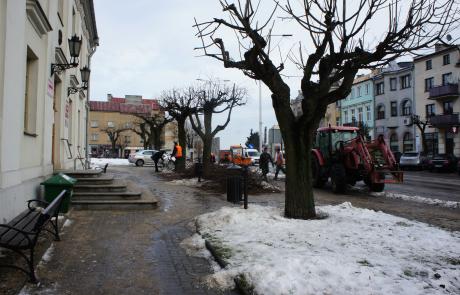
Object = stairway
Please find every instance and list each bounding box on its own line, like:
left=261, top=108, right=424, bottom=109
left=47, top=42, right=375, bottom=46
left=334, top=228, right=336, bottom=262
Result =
left=56, top=170, right=158, bottom=210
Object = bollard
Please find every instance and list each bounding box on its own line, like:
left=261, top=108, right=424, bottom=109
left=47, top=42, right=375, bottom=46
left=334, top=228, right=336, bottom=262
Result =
left=194, top=161, right=203, bottom=182
left=242, top=166, right=248, bottom=209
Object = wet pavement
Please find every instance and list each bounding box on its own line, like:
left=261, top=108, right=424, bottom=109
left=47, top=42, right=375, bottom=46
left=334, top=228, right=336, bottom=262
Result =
left=19, top=166, right=239, bottom=295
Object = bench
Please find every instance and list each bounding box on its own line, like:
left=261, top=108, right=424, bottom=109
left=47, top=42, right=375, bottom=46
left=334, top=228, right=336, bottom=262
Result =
left=0, top=190, right=67, bottom=283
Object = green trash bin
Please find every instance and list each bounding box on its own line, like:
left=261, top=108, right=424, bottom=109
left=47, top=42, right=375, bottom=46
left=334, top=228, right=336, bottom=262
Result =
left=40, top=173, right=77, bottom=213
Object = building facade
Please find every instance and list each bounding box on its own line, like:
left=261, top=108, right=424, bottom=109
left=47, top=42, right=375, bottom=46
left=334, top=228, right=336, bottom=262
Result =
left=414, top=45, right=460, bottom=156
left=0, top=0, right=98, bottom=222
left=340, top=74, right=375, bottom=138
left=373, top=62, right=415, bottom=152
left=89, top=94, right=177, bottom=157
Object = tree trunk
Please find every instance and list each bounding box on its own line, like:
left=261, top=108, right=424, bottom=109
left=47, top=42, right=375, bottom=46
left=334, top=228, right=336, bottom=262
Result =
left=177, top=118, right=187, bottom=172
left=202, top=134, right=212, bottom=175
left=283, top=124, right=317, bottom=219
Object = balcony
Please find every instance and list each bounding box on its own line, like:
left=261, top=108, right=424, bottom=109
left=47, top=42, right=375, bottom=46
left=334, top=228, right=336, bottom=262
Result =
left=429, top=113, right=460, bottom=127
left=428, top=84, right=459, bottom=100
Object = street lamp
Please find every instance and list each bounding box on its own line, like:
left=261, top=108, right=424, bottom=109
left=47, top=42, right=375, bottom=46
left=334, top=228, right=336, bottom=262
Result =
left=51, top=34, right=82, bottom=76
left=67, top=66, right=91, bottom=96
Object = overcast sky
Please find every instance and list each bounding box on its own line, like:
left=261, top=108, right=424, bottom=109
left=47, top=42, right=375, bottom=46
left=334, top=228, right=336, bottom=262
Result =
left=90, top=0, right=456, bottom=149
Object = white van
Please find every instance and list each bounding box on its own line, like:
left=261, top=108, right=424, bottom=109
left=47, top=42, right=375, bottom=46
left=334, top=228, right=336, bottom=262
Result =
left=245, top=148, right=261, bottom=165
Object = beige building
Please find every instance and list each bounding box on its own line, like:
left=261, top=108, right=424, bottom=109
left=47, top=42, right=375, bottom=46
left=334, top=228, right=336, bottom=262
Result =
left=414, top=45, right=460, bottom=156
left=89, top=94, right=177, bottom=157
left=0, top=0, right=98, bottom=222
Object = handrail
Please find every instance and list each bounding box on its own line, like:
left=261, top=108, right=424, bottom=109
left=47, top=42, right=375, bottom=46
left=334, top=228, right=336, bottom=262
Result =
left=61, top=138, right=72, bottom=159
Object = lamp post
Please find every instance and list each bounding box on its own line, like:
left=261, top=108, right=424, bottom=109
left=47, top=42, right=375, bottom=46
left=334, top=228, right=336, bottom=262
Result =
left=51, top=34, right=82, bottom=76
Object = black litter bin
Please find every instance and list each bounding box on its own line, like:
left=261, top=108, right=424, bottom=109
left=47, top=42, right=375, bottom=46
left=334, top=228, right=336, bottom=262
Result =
left=41, top=173, right=77, bottom=213
left=226, top=164, right=243, bottom=203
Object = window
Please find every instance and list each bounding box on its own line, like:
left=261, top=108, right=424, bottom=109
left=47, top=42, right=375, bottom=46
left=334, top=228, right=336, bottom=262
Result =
left=91, top=133, right=99, bottom=141
left=424, top=77, right=434, bottom=92
left=403, top=133, right=414, bottom=152
left=365, top=84, right=369, bottom=95
left=425, top=104, right=435, bottom=118
left=357, top=86, right=361, bottom=97
left=107, top=121, right=115, bottom=128
left=376, top=82, right=384, bottom=95
left=124, top=135, right=131, bottom=144
left=400, top=75, right=411, bottom=89
left=90, top=120, right=98, bottom=128
left=24, top=47, right=39, bottom=135
left=351, top=109, right=356, bottom=122
left=390, top=133, right=399, bottom=152
left=443, top=54, right=450, bottom=65
left=426, top=60, right=432, bottom=70
left=351, top=89, right=355, bottom=98
left=443, top=101, right=453, bottom=114
left=402, top=100, right=412, bottom=116
left=391, top=101, right=398, bottom=117
left=336, top=117, right=340, bottom=126
left=442, top=72, right=452, bottom=85
left=377, top=105, right=385, bottom=120
left=366, top=105, right=371, bottom=121
left=390, top=78, right=397, bottom=91
left=358, top=107, right=363, bottom=122
left=344, top=110, right=348, bottom=123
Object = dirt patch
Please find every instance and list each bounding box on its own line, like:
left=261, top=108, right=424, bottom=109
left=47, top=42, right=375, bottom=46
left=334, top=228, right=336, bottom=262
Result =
left=159, top=164, right=281, bottom=195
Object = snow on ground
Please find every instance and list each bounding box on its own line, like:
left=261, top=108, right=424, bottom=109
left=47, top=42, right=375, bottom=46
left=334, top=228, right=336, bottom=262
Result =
left=266, top=172, right=285, bottom=180
left=260, top=181, right=281, bottom=192
left=63, top=219, right=73, bottom=228
left=168, top=178, right=208, bottom=187
left=350, top=185, right=460, bottom=209
left=90, top=158, right=130, bottom=167
left=190, top=203, right=460, bottom=295
left=38, top=244, right=55, bottom=266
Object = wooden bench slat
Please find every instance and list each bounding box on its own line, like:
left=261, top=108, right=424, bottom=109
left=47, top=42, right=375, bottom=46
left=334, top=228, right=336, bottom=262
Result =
left=0, top=213, right=41, bottom=244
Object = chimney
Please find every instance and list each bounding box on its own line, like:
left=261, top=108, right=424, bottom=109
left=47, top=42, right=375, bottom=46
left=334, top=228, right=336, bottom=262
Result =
left=107, top=93, right=113, bottom=101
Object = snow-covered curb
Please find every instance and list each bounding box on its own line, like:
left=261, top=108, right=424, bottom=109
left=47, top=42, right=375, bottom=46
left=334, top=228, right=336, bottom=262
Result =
left=168, top=178, right=208, bottom=187
left=187, top=203, right=460, bottom=295
left=372, top=191, right=460, bottom=209
left=350, top=185, right=460, bottom=209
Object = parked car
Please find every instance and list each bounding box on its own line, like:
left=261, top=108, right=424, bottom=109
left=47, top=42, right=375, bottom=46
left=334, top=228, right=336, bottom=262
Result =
left=427, top=154, right=458, bottom=172
left=399, top=152, right=426, bottom=170
left=128, top=150, right=158, bottom=166
left=245, top=148, right=261, bottom=165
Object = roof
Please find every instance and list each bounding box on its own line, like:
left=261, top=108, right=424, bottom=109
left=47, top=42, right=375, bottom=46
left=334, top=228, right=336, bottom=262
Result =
left=89, top=101, right=153, bottom=114
left=413, top=45, right=459, bottom=62
left=317, top=126, right=359, bottom=132
left=353, top=74, right=372, bottom=85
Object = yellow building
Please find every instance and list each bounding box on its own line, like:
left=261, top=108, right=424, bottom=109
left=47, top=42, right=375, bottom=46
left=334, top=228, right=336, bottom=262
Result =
left=89, top=94, right=177, bottom=158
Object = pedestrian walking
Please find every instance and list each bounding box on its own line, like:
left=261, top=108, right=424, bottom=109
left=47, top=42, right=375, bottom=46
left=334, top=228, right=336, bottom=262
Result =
left=259, top=147, right=273, bottom=182
left=151, top=150, right=165, bottom=172
left=171, top=141, right=183, bottom=171
left=274, top=147, right=286, bottom=180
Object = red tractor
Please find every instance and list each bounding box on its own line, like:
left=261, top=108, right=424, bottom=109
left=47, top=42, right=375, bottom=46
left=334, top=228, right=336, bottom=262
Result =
left=311, top=126, right=403, bottom=193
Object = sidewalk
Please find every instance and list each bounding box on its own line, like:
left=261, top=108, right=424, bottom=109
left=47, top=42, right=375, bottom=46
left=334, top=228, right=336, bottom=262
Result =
left=17, top=167, right=238, bottom=295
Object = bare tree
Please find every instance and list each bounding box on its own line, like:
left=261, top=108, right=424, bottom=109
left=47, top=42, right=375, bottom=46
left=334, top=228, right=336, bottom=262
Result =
left=160, top=88, right=198, bottom=171
left=189, top=80, right=247, bottom=175
left=412, top=115, right=430, bottom=153
left=131, top=121, right=150, bottom=150
left=194, top=0, right=459, bottom=219
left=135, top=113, right=172, bottom=150
left=100, top=126, right=129, bottom=157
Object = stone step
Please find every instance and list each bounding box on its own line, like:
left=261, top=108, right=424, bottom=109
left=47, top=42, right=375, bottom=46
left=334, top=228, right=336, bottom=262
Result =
left=56, top=169, right=104, bottom=178
left=73, top=175, right=115, bottom=185
left=71, top=198, right=158, bottom=210
left=73, top=184, right=127, bottom=192
left=72, top=191, right=142, bottom=201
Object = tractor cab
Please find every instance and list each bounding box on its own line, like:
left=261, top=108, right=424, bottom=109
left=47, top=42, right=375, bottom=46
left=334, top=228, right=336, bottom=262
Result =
left=230, top=145, right=253, bottom=166
left=314, top=126, right=360, bottom=162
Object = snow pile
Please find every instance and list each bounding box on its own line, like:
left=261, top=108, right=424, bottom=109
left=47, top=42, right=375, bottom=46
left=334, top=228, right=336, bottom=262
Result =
left=90, top=158, right=130, bottom=167
left=192, top=203, right=460, bottom=295
left=169, top=178, right=208, bottom=187
left=260, top=181, right=281, bottom=192
left=372, top=191, right=460, bottom=209
left=266, top=172, right=285, bottom=180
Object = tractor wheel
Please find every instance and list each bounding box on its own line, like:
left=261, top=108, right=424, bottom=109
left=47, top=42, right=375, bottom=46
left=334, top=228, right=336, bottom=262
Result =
left=331, top=164, right=346, bottom=194
left=311, top=158, right=326, bottom=188
left=370, top=182, right=385, bottom=192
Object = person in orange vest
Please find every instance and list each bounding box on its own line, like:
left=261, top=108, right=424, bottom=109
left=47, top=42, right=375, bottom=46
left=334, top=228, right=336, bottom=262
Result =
left=172, top=141, right=183, bottom=171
